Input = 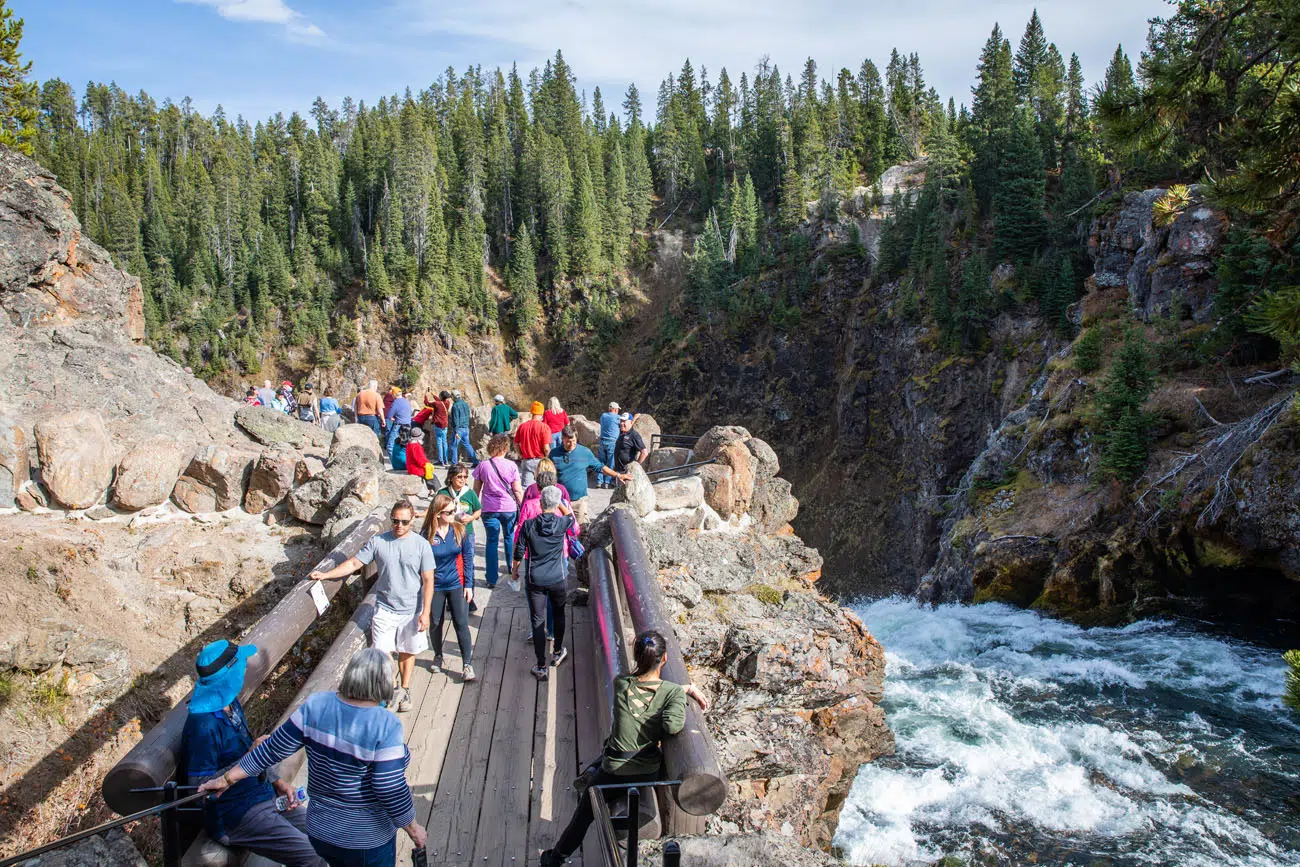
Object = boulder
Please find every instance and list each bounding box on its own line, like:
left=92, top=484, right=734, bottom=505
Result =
left=330, top=423, right=383, bottom=462
left=717, top=442, right=756, bottom=515
left=699, top=463, right=735, bottom=518
left=752, top=476, right=799, bottom=532
left=646, top=447, right=692, bottom=473
left=570, top=414, right=602, bottom=449
left=611, top=462, right=655, bottom=517
left=745, top=438, right=780, bottom=482
left=112, top=436, right=193, bottom=511
left=690, top=501, right=724, bottom=531
left=236, top=405, right=332, bottom=451
left=300, top=455, right=326, bottom=481
left=15, top=480, right=47, bottom=511
left=171, top=445, right=256, bottom=513
left=631, top=413, right=661, bottom=446
left=0, top=414, right=27, bottom=508
left=652, top=475, right=705, bottom=511
left=34, top=410, right=119, bottom=509
left=694, top=425, right=752, bottom=462
left=289, top=454, right=377, bottom=525
left=243, top=445, right=304, bottom=514
left=675, top=833, right=840, bottom=867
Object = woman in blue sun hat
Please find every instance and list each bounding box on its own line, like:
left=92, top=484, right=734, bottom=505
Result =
left=180, top=639, right=325, bottom=866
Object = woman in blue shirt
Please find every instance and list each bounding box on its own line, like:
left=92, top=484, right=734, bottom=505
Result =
left=420, top=492, right=477, bottom=682
left=181, top=639, right=324, bottom=866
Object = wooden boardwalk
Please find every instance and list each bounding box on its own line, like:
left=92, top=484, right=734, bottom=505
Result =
left=395, top=487, right=614, bottom=867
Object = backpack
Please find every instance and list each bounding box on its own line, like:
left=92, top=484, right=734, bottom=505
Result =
left=397, top=424, right=412, bottom=446
left=297, top=403, right=315, bottom=422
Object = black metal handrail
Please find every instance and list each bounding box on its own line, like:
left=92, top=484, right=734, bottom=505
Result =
left=644, top=458, right=716, bottom=481
left=589, top=780, right=683, bottom=867
left=0, top=782, right=205, bottom=867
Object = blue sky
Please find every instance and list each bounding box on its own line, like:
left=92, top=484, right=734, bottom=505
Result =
left=15, top=0, right=1172, bottom=123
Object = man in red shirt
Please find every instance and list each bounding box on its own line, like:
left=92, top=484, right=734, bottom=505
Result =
left=514, top=401, right=551, bottom=489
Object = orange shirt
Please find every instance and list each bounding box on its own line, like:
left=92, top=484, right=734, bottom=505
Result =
left=355, top=389, right=384, bottom=417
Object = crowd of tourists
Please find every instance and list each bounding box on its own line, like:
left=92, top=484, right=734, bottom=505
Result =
left=195, top=386, right=701, bottom=866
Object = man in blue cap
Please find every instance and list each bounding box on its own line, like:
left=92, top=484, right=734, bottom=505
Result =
left=180, top=639, right=324, bottom=866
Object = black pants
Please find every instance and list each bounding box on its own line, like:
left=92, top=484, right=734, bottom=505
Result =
left=552, top=766, right=658, bottom=857
left=527, top=582, right=567, bottom=668
left=432, top=588, right=472, bottom=665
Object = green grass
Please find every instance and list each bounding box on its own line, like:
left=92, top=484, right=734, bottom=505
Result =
left=30, top=670, right=72, bottom=718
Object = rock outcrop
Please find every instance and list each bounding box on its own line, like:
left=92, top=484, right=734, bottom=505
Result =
left=112, top=436, right=193, bottom=511
left=32, top=411, right=120, bottom=509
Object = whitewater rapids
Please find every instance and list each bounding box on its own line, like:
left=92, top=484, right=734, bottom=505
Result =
left=833, top=598, right=1300, bottom=866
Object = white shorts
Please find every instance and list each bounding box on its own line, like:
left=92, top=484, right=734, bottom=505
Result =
left=370, top=605, right=429, bottom=656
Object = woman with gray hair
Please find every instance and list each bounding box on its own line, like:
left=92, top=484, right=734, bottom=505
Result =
left=512, top=485, right=578, bottom=681
left=200, top=648, right=426, bottom=866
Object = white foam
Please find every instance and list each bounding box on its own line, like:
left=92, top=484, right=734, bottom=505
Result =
left=833, top=598, right=1297, bottom=866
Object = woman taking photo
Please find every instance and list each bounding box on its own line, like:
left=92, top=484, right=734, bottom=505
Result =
left=472, top=434, right=523, bottom=587
left=420, top=492, right=477, bottom=681
left=542, top=397, right=569, bottom=450
left=539, top=630, right=709, bottom=866
left=198, top=648, right=425, bottom=867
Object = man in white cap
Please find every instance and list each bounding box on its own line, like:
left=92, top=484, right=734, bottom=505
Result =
left=597, top=401, right=622, bottom=488
left=488, top=393, right=518, bottom=435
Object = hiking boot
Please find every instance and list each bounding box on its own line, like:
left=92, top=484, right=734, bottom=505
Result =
left=531, top=664, right=549, bottom=681
left=550, top=647, right=568, bottom=667
left=394, top=686, right=411, bottom=713
left=463, top=664, right=477, bottom=683
left=572, top=763, right=598, bottom=798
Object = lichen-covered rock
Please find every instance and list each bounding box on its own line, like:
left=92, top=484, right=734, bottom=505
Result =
left=646, top=446, right=692, bottom=473
left=631, top=412, right=661, bottom=445
left=611, top=462, right=655, bottom=516
left=751, top=476, right=799, bottom=532
left=34, top=410, right=119, bottom=509
left=668, top=833, right=840, bottom=867
left=744, top=438, right=780, bottom=482
left=112, top=436, right=192, bottom=511
left=171, top=445, right=257, bottom=513
left=236, top=405, right=331, bottom=451
left=569, top=414, right=601, bottom=448
left=698, top=463, right=735, bottom=518
left=243, top=445, right=304, bottom=514
left=289, top=448, right=378, bottom=525
left=13, top=828, right=146, bottom=867
left=694, top=425, right=752, bottom=462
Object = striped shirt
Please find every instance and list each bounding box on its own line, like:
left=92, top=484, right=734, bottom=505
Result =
left=238, top=692, right=414, bottom=849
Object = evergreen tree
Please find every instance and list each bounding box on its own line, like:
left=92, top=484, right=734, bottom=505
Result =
left=508, top=224, right=540, bottom=335
left=969, top=25, right=1016, bottom=213
left=993, top=109, right=1048, bottom=262
left=0, top=0, right=34, bottom=155
left=778, top=124, right=803, bottom=230
left=1095, top=329, right=1156, bottom=481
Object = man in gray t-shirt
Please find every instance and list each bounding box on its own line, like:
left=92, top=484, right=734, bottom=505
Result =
left=309, top=500, right=434, bottom=712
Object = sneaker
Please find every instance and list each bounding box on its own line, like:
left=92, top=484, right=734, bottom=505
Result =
left=539, top=849, right=564, bottom=867
left=468, top=597, right=479, bottom=613
left=572, top=763, right=598, bottom=797
left=508, top=577, right=521, bottom=593
left=463, top=664, right=477, bottom=683
left=394, top=686, right=412, bottom=713
left=550, top=646, right=568, bottom=667
left=433, top=653, right=444, bottom=671
left=530, top=664, right=549, bottom=681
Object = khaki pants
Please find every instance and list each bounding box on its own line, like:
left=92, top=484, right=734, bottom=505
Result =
left=572, top=496, right=589, bottom=527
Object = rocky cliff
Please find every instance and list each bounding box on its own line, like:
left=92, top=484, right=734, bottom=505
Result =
left=915, top=188, right=1300, bottom=626
left=591, top=424, right=893, bottom=850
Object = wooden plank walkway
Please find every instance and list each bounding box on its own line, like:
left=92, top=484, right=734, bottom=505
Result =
left=392, top=486, right=614, bottom=867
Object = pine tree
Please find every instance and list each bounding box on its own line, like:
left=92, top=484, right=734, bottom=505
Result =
left=969, top=25, right=1016, bottom=213
left=1095, top=329, right=1156, bottom=481
left=365, top=243, right=391, bottom=301
left=569, top=153, right=603, bottom=277
left=778, top=124, right=803, bottom=230
left=508, top=224, right=540, bottom=334
left=605, top=142, right=631, bottom=268
left=1013, top=11, right=1048, bottom=103
left=993, top=109, right=1048, bottom=262
left=0, top=0, right=35, bottom=156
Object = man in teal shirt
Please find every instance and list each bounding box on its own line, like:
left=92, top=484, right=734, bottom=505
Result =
left=488, top=394, right=518, bottom=435
left=551, top=426, right=626, bottom=525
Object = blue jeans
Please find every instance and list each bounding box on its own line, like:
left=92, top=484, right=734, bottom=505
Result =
left=551, top=431, right=563, bottom=451
left=358, top=415, right=383, bottom=443
left=434, top=427, right=448, bottom=465
left=451, top=427, right=478, bottom=464
left=482, top=511, right=516, bottom=587
left=309, top=834, right=395, bottom=867
left=384, top=422, right=408, bottom=458
left=598, top=440, right=617, bottom=487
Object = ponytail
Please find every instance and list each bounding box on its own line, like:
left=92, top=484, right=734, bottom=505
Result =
left=630, top=630, right=668, bottom=676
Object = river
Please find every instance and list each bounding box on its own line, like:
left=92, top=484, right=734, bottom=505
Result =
left=833, top=598, right=1300, bottom=866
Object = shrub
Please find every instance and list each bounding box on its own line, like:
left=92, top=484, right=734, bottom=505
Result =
left=1152, top=184, right=1192, bottom=227
left=1074, top=326, right=1104, bottom=373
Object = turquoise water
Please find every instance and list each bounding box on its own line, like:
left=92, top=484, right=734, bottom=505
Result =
left=834, top=598, right=1300, bottom=866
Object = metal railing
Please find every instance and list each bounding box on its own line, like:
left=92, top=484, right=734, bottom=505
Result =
left=644, top=458, right=716, bottom=482
left=0, top=783, right=205, bottom=867
left=649, top=433, right=702, bottom=451
left=590, top=781, right=684, bottom=867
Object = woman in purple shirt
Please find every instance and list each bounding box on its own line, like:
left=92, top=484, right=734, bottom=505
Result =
left=472, top=434, right=524, bottom=587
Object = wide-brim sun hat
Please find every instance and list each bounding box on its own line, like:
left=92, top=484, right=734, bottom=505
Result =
left=190, top=640, right=257, bottom=713
left=609, top=402, right=620, bottom=410
left=410, top=427, right=425, bottom=440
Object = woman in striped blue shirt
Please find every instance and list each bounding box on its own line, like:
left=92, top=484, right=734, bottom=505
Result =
left=200, top=648, right=426, bottom=867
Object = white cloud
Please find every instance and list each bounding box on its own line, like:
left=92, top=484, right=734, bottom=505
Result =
left=395, top=0, right=1167, bottom=109
left=179, top=0, right=325, bottom=42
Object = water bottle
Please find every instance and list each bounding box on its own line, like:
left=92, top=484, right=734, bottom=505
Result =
left=275, top=786, right=308, bottom=811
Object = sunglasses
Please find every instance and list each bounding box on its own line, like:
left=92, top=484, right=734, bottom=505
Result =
left=439, top=509, right=456, bottom=516
left=392, top=518, right=412, bottom=526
